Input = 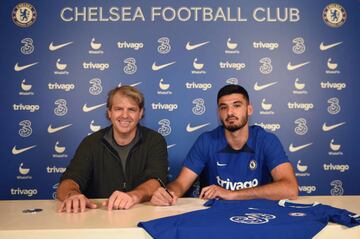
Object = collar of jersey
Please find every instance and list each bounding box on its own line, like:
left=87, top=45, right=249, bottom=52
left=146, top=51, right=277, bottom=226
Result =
left=217, top=126, right=256, bottom=153
left=278, top=199, right=320, bottom=208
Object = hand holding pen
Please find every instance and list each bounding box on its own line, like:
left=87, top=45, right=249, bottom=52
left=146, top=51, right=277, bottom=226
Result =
left=157, top=178, right=173, bottom=198
left=151, top=178, right=177, bottom=206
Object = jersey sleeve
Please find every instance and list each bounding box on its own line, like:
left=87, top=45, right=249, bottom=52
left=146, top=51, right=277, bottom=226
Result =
left=324, top=205, right=360, bottom=227
left=183, top=134, right=208, bottom=175
left=263, top=132, right=290, bottom=171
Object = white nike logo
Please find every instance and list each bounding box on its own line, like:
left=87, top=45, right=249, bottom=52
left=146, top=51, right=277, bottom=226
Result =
left=185, top=41, right=210, bottom=51
left=322, top=122, right=346, bottom=132
left=186, top=123, right=210, bottom=132
left=48, top=124, right=72, bottom=133
left=167, top=144, right=176, bottom=149
left=319, top=41, right=343, bottom=51
left=216, top=162, right=227, bottom=167
left=12, top=145, right=37, bottom=155
left=118, top=82, right=142, bottom=87
left=289, top=143, right=313, bottom=153
left=14, top=62, right=39, bottom=72
left=287, top=61, right=310, bottom=71
left=49, top=41, right=73, bottom=51
left=254, top=82, right=278, bottom=91
left=82, top=103, right=106, bottom=112
left=152, top=61, right=176, bottom=71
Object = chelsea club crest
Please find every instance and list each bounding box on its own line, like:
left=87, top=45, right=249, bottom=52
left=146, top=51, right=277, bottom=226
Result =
left=12, top=3, right=37, bottom=27
left=322, top=3, right=346, bottom=28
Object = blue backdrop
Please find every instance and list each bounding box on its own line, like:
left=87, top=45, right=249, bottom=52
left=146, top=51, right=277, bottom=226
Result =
left=1, top=0, right=359, bottom=199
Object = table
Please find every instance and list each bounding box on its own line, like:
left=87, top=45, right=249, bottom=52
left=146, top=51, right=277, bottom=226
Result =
left=0, top=196, right=359, bottom=239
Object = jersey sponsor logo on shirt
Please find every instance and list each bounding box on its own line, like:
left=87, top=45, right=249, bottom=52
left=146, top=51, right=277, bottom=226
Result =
left=216, top=176, right=258, bottom=190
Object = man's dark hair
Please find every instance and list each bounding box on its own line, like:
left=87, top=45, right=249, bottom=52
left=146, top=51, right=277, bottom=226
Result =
left=217, top=84, right=249, bottom=103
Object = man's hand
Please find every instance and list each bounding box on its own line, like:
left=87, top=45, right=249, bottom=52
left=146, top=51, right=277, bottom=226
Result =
left=102, top=190, right=138, bottom=210
left=58, top=192, right=97, bottom=213
left=150, top=187, right=177, bottom=206
left=199, top=185, right=233, bottom=200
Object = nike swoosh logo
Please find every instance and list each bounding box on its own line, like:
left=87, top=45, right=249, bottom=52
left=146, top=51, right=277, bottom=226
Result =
left=152, top=61, right=176, bottom=71
left=82, top=103, right=106, bottom=112
left=216, top=162, right=227, bottom=167
left=48, top=124, right=72, bottom=133
left=185, top=41, right=210, bottom=51
left=186, top=123, right=210, bottom=132
left=320, top=41, right=343, bottom=51
left=254, top=82, right=278, bottom=91
left=49, top=41, right=74, bottom=51
left=167, top=144, right=176, bottom=149
left=287, top=61, right=310, bottom=71
left=322, top=122, right=346, bottom=132
left=289, top=143, right=313, bottom=153
left=14, top=62, right=39, bottom=72
left=12, top=145, right=37, bottom=155
left=118, top=82, right=142, bottom=87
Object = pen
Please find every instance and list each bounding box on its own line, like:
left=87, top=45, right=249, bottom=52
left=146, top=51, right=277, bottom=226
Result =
left=157, top=178, right=173, bottom=198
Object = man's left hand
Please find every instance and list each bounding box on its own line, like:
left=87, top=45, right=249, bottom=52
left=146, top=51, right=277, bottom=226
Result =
left=199, top=184, right=233, bottom=200
left=102, top=190, right=138, bottom=210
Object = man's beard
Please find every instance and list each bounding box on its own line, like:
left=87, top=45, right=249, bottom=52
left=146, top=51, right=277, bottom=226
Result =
left=221, top=115, right=248, bottom=132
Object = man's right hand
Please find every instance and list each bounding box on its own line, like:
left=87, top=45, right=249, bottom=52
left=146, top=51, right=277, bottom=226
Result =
left=58, top=192, right=97, bottom=213
left=150, top=187, right=177, bottom=206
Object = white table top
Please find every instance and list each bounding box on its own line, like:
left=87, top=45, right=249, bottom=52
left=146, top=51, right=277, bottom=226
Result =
left=0, top=196, right=359, bottom=239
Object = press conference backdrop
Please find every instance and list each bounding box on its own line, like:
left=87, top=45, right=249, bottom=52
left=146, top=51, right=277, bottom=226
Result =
left=1, top=0, right=359, bottom=200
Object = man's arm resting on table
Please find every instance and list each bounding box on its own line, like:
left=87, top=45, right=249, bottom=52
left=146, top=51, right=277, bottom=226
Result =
left=56, top=179, right=82, bottom=201
left=151, top=167, right=198, bottom=206
left=104, top=178, right=162, bottom=210
left=200, top=162, right=299, bottom=200
left=56, top=179, right=97, bottom=213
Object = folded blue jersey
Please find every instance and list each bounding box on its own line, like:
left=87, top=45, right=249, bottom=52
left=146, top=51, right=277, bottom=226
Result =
left=138, top=199, right=360, bottom=239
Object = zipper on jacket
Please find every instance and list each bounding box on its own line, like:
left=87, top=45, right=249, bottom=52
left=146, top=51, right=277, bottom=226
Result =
left=102, top=140, right=128, bottom=191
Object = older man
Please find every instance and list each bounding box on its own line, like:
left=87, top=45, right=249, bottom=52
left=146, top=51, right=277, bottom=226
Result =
left=57, top=86, right=168, bottom=213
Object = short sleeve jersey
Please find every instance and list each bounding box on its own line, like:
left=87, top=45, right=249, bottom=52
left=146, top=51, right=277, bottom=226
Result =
left=138, top=199, right=360, bottom=239
left=183, top=125, right=289, bottom=190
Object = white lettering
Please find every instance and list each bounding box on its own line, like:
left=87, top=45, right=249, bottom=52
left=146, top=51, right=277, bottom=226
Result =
left=151, top=103, right=178, bottom=112
left=83, top=62, right=110, bottom=71
left=323, top=163, right=349, bottom=172
left=287, top=102, right=314, bottom=111
left=13, top=104, right=40, bottom=112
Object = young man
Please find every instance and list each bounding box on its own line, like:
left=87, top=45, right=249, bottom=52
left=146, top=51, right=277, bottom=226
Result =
left=151, top=84, right=298, bottom=206
left=57, top=86, right=168, bottom=213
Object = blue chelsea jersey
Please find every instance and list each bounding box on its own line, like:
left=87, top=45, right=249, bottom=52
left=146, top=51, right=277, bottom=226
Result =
left=138, top=199, right=360, bottom=239
left=183, top=125, right=289, bottom=190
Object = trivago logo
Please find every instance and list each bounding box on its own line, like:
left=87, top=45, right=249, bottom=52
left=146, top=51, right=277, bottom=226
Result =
left=83, top=61, right=109, bottom=71
left=185, top=82, right=212, bottom=91
left=13, top=103, right=40, bottom=112
left=253, top=41, right=279, bottom=50
left=320, top=81, right=346, bottom=90
left=48, top=82, right=75, bottom=91
left=117, top=41, right=144, bottom=50
left=254, top=122, right=280, bottom=132
left=151, top=102, right=178, bottom=112
left=323, top=163, right=349, bottom=172
left=299, top=185, right=316, bottom=194
left=47, top=166, right=66, bottom=173
left=216, top=176, right=258, bottom=190
left=11, top=187, right=38, bottom=197
left=287, top=102, right=314, bottom=111
left=219, top=61, right=246, bottom=70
